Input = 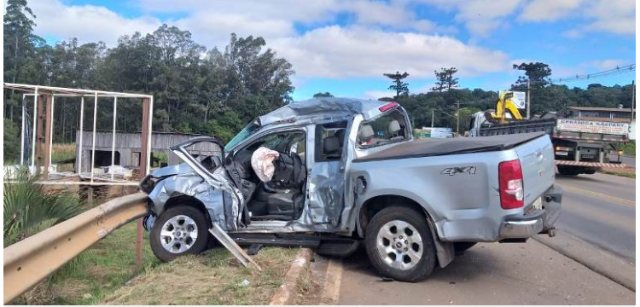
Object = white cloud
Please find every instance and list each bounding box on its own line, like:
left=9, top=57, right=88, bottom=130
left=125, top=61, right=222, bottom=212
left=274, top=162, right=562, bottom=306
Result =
left=582, top=0, right=635, bottom=35
left=562, top=29, right=583, bottom=38
left=138, top=0, right=340, bottom=25
left=520, top=0, right=585, bottom=21
left=30, top=0, right=161, bottom=45
left=588, top=59, right=627, bottom=70
left=26, top=0, right=509, bottom=82
left=173, top=12, right=296, bottom=49
left=270, top=26, right=510, bottom=79
left=418, top=0, right=525, bottom=37
left=524, top=0, right=635, bottom=36
left=364, top=90, right=396, bottom=99
left=139, top=0, right=443, bottom=34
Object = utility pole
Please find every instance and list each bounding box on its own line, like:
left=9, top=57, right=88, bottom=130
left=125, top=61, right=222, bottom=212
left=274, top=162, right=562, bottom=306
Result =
left=526, top=78, right=531, bottom=119
left=631, top=80, right=635, bottom=123
left=455, top=102, right=460, bottom=136
left=431, top=109, right=435, bottom=128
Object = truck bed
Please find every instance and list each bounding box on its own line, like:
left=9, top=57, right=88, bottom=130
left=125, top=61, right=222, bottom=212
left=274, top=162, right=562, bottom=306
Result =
left=354, top=132, right=547, bottom=162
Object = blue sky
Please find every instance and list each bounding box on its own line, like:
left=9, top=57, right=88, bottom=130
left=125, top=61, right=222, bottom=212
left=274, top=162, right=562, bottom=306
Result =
left=27, top=0, right=636, bottom=100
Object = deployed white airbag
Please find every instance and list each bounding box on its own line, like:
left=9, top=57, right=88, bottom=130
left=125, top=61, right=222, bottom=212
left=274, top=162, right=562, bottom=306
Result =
left=251, top=147, right=280, bottom=182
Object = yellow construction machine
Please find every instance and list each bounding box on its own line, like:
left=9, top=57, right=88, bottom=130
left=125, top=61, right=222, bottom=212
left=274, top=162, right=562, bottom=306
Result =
left=486, top=91, right=524, bottom=124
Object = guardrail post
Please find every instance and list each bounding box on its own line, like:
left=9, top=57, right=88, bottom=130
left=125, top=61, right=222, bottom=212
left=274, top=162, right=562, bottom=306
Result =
left=135, top=98, right=151, bottom=268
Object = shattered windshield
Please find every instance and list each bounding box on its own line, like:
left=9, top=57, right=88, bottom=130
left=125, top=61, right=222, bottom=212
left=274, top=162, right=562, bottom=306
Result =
left=224, top=121, right=260, bottom=152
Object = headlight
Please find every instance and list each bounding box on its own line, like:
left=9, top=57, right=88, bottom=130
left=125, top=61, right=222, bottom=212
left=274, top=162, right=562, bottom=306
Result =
left=139, top=175, right=159, bottom=194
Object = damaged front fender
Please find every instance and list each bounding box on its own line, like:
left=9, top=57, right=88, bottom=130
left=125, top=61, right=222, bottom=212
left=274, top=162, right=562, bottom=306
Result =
left=147, top=172, right=227, bottom=228
left=144, top=137, right=245, bottom=232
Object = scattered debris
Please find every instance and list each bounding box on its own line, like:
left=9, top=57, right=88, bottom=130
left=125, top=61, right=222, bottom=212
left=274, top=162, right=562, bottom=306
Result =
left=208, top=224, right=262, bottom=271
left=247, top=244, right=264, bottom=256
left=240, top=279, right=250, bottom=287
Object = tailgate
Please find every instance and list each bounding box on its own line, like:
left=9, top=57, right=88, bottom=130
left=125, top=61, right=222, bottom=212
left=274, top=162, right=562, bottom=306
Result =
left=514, top=134, right=555, bottom=207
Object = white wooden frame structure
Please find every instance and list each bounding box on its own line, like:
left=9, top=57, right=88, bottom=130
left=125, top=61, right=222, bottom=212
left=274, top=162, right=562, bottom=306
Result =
left=5, top=83, right=154, bottom=185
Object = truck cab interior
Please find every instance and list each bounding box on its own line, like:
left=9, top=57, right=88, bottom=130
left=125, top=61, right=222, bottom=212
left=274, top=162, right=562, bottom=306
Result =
left=225, top=126, right=346, bottom=223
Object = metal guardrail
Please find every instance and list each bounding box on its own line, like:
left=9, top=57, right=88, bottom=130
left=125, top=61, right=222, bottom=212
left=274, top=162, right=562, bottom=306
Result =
left=3, top=192, right=149, bottom=303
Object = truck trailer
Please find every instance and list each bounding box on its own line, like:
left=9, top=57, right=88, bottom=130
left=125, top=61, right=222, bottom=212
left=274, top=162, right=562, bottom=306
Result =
left=469, top=112, right=630, bottom=175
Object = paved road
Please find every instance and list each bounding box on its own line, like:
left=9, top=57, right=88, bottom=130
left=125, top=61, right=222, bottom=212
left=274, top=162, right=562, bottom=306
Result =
left=309, top=172, right=636, bottom=305
left=555, top=173, right=635, bottom=261
left=323, top=241, right=634, bottom=304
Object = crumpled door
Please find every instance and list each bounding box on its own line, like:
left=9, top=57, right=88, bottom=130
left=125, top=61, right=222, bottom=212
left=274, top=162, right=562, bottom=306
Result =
left=307, top=124, right=347, bottom=226
left=170, top=137, right=245, bottom=230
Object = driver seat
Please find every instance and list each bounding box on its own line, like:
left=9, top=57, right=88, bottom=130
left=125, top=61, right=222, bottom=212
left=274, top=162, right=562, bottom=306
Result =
left=248, top=151, right=307, bottom=221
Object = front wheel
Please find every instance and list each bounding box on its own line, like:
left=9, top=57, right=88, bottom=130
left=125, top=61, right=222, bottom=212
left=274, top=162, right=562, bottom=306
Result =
left=150, top=206, right=210, bottom=262
left=365, top=207, right=437, bottom=282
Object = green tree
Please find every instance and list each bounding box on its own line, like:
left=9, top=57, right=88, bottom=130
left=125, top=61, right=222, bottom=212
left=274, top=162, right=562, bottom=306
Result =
left=4, top=120, right=20, bottom=163
left=383, top=71, right=410, bottom=98
left=3, top=0, right=46, bottom=120
left=4, top=0, right=44, bottom=85
left=431, top=67, right=459, bottom=92
left=313, top=92, right=334, bottom=98
left=512, top=62, right=552, bottom=90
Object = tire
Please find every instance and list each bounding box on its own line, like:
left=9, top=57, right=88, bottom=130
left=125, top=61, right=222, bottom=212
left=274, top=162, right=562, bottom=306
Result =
left=557, top=166, right=579, bottom=176
left=364, top=207, right=437, bottom=282
left=150, top=205, right=210, bottom=262
left=454, top=242, right=477, bottom=255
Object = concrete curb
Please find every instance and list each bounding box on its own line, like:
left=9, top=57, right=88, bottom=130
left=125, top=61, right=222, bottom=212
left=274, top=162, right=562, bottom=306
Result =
left=269, top=248, right=314, bottom=305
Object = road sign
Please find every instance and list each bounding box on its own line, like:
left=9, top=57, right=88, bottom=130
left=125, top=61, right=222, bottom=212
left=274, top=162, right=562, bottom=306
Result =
left=512, top=91, right=526, bottom=109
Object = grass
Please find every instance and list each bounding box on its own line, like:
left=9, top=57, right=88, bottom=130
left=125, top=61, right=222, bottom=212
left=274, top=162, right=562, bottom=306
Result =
left=51, top=143, right=76, bottom=172
left=623, top=141, right=635, bottom=157
left=294, top=261, right=318, bottom=305
left=16, top=222, right=161, bottom=305
left=51, top=143, right=76, bottom=163
left=102, top=247, right=299, bottom=305
left=601, top=169, right=636, bottom=179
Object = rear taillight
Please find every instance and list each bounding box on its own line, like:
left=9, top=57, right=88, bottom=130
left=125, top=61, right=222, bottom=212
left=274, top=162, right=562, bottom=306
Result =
left=498, top=159, right=524, bottom=209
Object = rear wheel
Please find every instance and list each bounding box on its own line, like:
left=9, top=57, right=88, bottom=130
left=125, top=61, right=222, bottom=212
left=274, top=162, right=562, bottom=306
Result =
left=150, top=206, right=209, bottom=262
left=365, top=207, right=436, bottom=282
left=557, top=166, right=580, bottom=176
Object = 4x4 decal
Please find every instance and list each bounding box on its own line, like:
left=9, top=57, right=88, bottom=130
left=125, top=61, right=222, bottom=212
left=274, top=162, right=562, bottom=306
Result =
left=441, top=166, right=477, bottom=176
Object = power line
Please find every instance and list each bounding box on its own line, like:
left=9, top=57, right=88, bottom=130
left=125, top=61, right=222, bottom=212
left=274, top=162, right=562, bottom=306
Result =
left=520, top=64, right=636, bottom=86
left=550, top=64, right=636, bottom=84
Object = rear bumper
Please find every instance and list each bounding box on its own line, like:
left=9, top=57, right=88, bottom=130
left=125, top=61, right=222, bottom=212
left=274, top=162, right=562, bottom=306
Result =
left=499, top=186, right=563, bottom=239
left=499, top=211, right=544, bottom=239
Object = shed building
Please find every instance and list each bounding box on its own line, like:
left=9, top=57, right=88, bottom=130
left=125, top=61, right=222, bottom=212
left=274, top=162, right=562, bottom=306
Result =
left=74, top=130, right=222, bottom=173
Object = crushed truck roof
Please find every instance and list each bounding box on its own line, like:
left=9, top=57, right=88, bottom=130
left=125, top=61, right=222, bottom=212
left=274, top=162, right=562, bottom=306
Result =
left=258, top=97, right=391, bottom=126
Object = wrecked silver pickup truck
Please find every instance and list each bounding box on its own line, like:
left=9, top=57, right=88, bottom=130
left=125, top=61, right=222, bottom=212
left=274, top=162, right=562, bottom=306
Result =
left=140, top=98, right=562, bottom=281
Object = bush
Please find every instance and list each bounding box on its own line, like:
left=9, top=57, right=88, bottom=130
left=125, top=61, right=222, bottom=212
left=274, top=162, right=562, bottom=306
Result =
left=4, top=169, right=83, bottom=246
left=623, top=141, right=635, bottom=157
left=4, top=119, right=20, bottom=163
